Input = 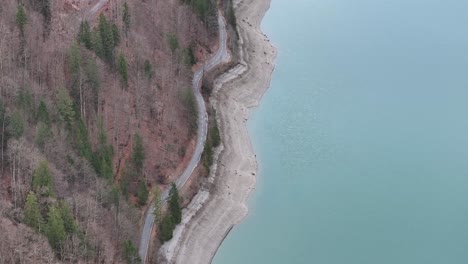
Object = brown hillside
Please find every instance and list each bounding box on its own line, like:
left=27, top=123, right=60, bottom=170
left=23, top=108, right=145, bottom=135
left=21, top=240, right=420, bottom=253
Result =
left=0, top=0, right=223, bottom=262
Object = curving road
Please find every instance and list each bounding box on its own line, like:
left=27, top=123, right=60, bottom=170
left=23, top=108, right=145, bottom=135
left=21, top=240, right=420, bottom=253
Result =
left=138, top=12, right=230, bottom=262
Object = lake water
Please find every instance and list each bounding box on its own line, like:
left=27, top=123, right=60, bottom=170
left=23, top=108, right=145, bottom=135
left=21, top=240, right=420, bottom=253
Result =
left=213, top=0, right=468, bottom=263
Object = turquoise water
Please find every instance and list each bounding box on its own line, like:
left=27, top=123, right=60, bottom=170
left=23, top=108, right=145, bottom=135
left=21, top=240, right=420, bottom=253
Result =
left=213, top=0, right=468, bottom=263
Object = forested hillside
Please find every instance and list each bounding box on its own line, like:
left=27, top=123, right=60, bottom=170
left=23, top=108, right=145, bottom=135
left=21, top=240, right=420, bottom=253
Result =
left=0, top=0, right=225, bottom=262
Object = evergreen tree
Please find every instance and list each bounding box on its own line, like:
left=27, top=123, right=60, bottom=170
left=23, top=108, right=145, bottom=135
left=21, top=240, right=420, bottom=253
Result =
left=92, top=119, right=114, bottom=179
left=182, top=47, right=196, bottom=66
left=56, top=89, right=75, bottom=129
left=98, top=14, right=116, bottom=63
left=203, top=116, right=221, bottom=172
left=82, top=14, right=120, bottom=63
left=90, top=30, right=104, bottom=58
left=36, top=100, right=50, bottom=125
left=182, top=88, right=198, bottom=135
left=193, top=0, right=213, bottom=22
left=17, top=89, right=35, bottom=120
left=120, top=176, right=130, bottom=198
left=46, top=205, right=66, bottom=251
left=24, top=192, right=43, bottom=231
left=9, top=111, right=24, bottom=139
left=210, top=120, right=221, bottom=147
left=109, top=185, right=120, bottom=208
left=30, top=0, right=51, bottom=30
left=117, top=54, right=128, bottom=87
left=58, top=201, right=76, bottom=234
left=98, top=14, right=110, bottom=42
left=100, top=155, right=113, bottom=179
left=143, top=60, right=153, bottom=80
left=122, top=3, right=131, bottom=34
left=169, top=183, right=181, bottom=224
left=132, top=134, right=145, bottom=171
left=152, top=187, right=162, bottom=225
left=32, top=161, right=53, bottom=196
left=167, top=34, right=179, bottom=53
left=16, top=5, right=27, bottom=36
left=74, top=118, right=92, bottom=160
left=203, top=137, right=213, bottom=171
left=40, top=0, right=52, bottom=28
left=78, top=20, right=92, bottom=49
left=137, top=181, right=148, bottom=206
left=158, top=215, right=175, bottom=242
left=70, top=43, right=82, bottom=77
left=0, top=101, right=10, bottom=159
left=112, top=24, right=120, bottom=46
left=123, top=240, right=141, bottom=264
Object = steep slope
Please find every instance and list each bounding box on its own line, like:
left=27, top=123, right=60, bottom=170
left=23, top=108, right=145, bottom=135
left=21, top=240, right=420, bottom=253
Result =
left=0, top=0, right=220, bottom=262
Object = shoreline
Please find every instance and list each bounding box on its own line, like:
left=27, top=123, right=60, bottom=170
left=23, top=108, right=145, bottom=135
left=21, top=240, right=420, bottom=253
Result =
left=158, top=0, right=277, bottom=262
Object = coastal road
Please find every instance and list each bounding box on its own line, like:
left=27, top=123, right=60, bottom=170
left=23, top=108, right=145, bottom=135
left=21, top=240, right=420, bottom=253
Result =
left=138, top=12, right=231, bottom=262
